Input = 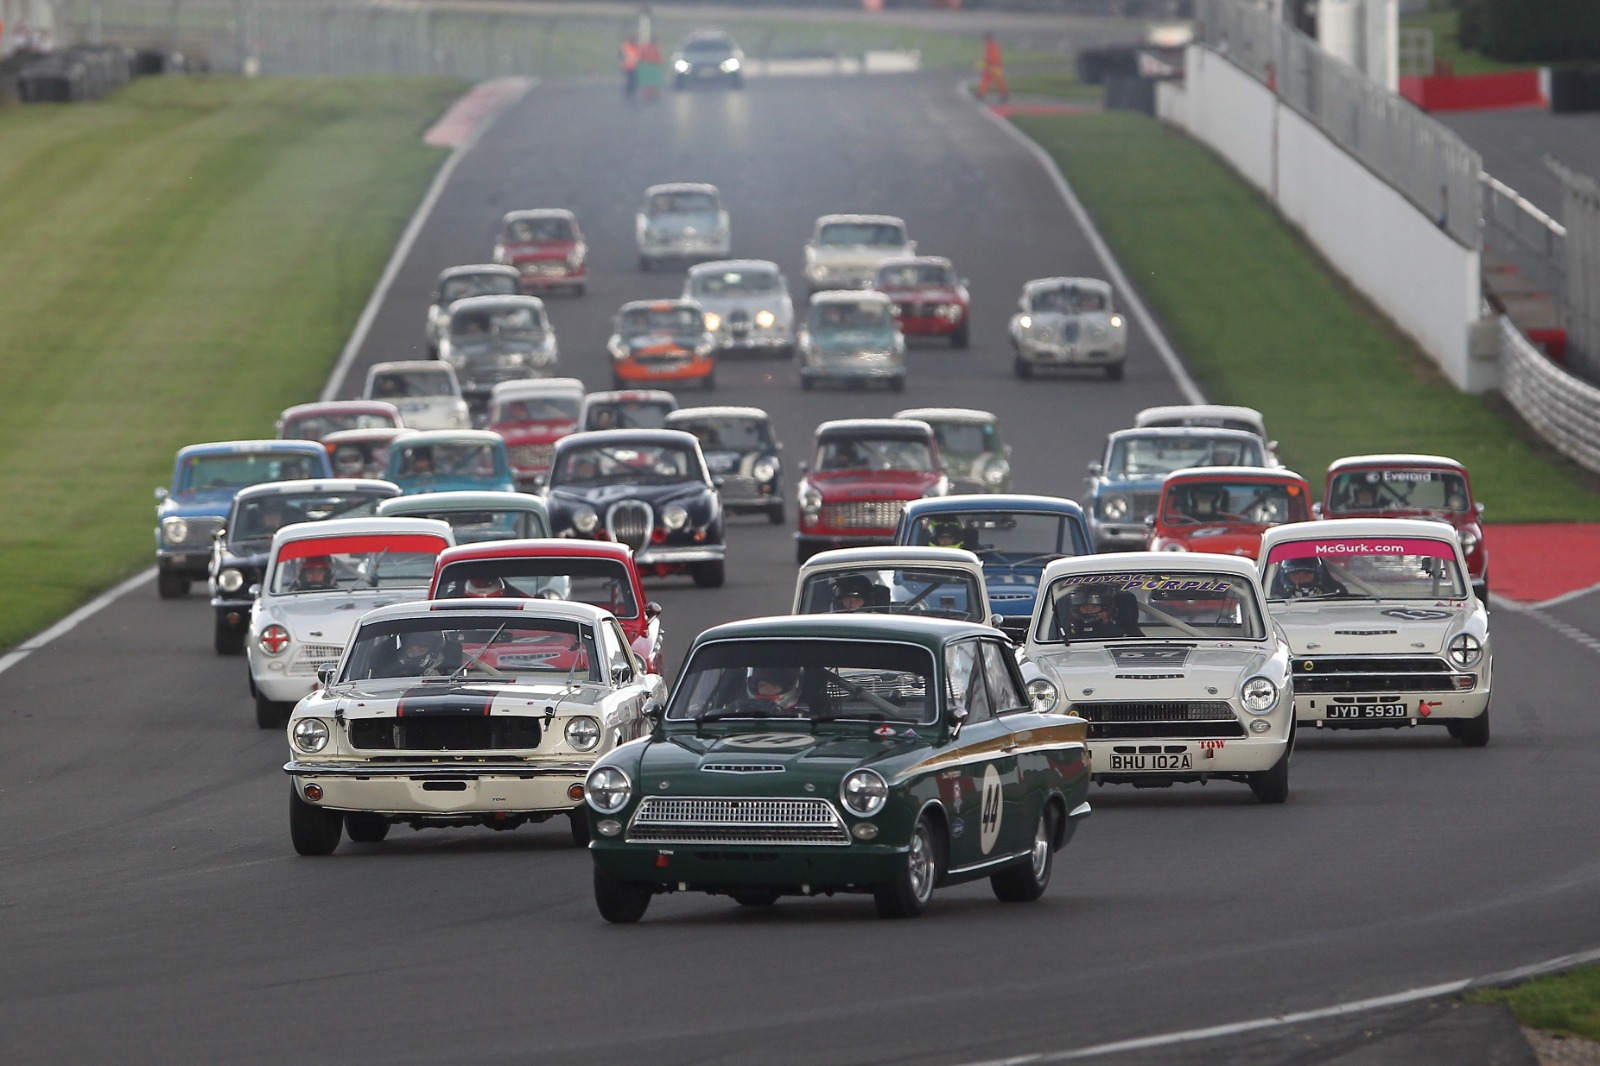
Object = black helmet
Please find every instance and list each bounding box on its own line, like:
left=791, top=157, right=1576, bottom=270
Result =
left=928, top=517, right=964, bottom=544
left=832, top=573, right=874, bottom=605
left=397, top=629, right=443, bottom=670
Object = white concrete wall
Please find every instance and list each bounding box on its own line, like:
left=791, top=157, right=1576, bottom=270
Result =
left=1159, top=43, right=1486, bottom=392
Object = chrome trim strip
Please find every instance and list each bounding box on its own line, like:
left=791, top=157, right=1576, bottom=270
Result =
left=1068, top=801, right=1092, bottom=820
left=283, top=761, right=590, bottom=778
left=633, top=546, right=724, bottom=565
left=945, top=853, right=1021, bottom=876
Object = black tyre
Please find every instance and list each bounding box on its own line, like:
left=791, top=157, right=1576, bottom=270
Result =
left=703, top=369, right=716, bottom=391
left=594, top=866, right=653, bottom=923
left=569, top=809, right=592, bottom=847
left=571, top=283, right=586, bottom=297
left=157, top=571, right=189, bottom=599
left=951, top=322, right=970, bottom=349
left=344, top=814, right=390, bottom=843
left=1013, top=356, right=1033, bottom=380
left=1448, top=707, right=1491, bottom=748
left=1248, top=737, right=1291, bottom=804
left=255, top=693, right=289, bottom=730
left=289, top=787, right=343, bottom=856
left=214, top=614, right=244, bottom=656
left=692, top=559, right=726, bottom=588
left=1106, top=361, right=1125, bottom=382
left=767, top=501, right=786, bottom=525
left=874, top=814, right=939, bottom=919
left=731, top=890, right=779, bottom=907
left=991, top=803, right=1057, bottom=903
left=888, top=376, right=906, bottom=393
left=796, top=542, right=816, bottom=565
left=800, top=375, right=814, bottom=391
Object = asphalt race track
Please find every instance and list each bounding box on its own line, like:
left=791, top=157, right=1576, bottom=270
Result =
left=6, top=72, right=1600, bottom=1065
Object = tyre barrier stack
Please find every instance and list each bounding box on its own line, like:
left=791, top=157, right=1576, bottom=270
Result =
left=1550, top=65, right=1600, bottom=114
left=10, top=45, right=193, bottom=104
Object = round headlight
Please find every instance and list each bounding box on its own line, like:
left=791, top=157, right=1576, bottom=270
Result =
left=703, top=312, right=722, bottom=332
left=982, top=460, right=1009, bottom=486
left=258, top=624, right=291, bottom=656
left=1241, top=676, right=1279, bottom=714
left=1110, top=314, right=1125, bottom=328
left=1101, top=495, right=1129, bottom=520
left=674, top=59, right=690, bottom=73
left=609, top=342, right=628, bottom=362
left=1026, top=677, right=1059, bottom=714
left=573, top=508, right=599, bottom=534
left=1448, top=633, right=1483, bottom=668
left=800, top=485, right=823, bottom=513
left=1162, top=543, right=1189, bottom=552
left=840, top=769, right=888, bottom=818
left=567, top=249, right=585, bottom=268
left=1018, top=314, right=1033, bottom=330
left=218, top=568, right=244, bottom=593
left=1459, top=529, right=1480, bottom=554
left=755, top=310, right=776, bottom=329
left=585, top=765, right=632, bottom=814
left=162, top=517, right=189, bottom=545
left=662, top=506, right=689, bottom=531
left=565, top=716, right=601, bottom=752
left=752, top=457, right=779, bottom=482
left=292, top=718, right=330, bottom=753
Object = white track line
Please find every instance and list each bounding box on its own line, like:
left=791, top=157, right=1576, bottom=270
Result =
left=953, top=944, right=1600, bottom=1065
left=0, top=82, right=534, bottom=679
left=966, top=83, right=1206, bottom=404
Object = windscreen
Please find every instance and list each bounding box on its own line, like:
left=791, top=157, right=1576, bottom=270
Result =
left=648, top=191, right=718, bottom=214
left=671, top=416, right=770, bottom=451
left=181, top=452, right=321, bottom=492
left=343, top=614, right=597, bottom=682
left=906, top=511, right=1085, bottom=559
left=231, top=490, right=393, bottom=544
left=395, top=508, right=546, bottom=543
left=798, top=567, right=984, bottom=622
left=620, top=306, right=704, bottom=335
left=371, top=370, right=455, bottom=398
left=1263, top=538, right=1466, bottom=600
left=1160, top=479, right=1310, bottom=526
left=434, top=556, right=639, bottom=618
left=584, top=401, right=675, bottom=430
left=493, top=395, right=580, bottom=423
left=392, top=442, right=500, bottom=480
left=877, top=263, right=950, bottom=287
left=269, top=534, right=448, bottom=594
left=505, top=217, right=573, bottom=243
left=282, top=410, right=398, bottom=441
left=690, top=269, right=778, bottom=296
left=1108, top=435, right=1264, bottom=477
left=441, top=274, right=517, bottom=302
left=552, top=442, right=696, bottom=486
left=810, top=300, right=892, bottom=331
left=1036, top=570, right=1266, bottom=643
left=668, top=639, right=937, bottom=725
left=818, top=222, right=904, bottom=246
left=928, top=421, right=995, bottom=457
left=814, top=436, right=934, bottom=472
left=1325, top=469, right=1471, bottom=515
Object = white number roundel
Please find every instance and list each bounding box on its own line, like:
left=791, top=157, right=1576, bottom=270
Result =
left=979, top=764, right=1004, bottom=855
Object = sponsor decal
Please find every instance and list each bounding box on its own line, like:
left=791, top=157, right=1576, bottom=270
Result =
left=721, top=734, right=816, bottom=750
left=874, top=724, right=897, bottom=737
left=951, top=817, right=965, bottom=839
left=1055, top=574, right=1235, bottom=594
left=1381, top=608, right=1453, bottom=621
left=1199, top=740, right=1226, bottom=749
left=979, top=765, right=1004, bottom=855
left=1381, top=470, right=1439, bottom=482
left=1267, top=538, right=1457, bottom=562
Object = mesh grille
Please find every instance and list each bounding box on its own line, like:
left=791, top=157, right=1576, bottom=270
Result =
left=607, top=501, right=652, bottom=552
left=173, top=516, right=224, bottom=548
left=349, top=717, right=542, bottom=751
left=1076, top=700, right=1237, bottom=722
left=628, top=796, right=848, bottom=845
left=717, top=474, right=760, bottom=502
left=820, top=500, right=904, bottom=530
left=1296, top=657, right=1456, bottom=694
left=508, top=443, right=554, bottom=469
left=288, top=644, right=344, bottom=676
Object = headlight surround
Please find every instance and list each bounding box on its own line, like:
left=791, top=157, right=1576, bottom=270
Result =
left=840, top=768, right=888, bottom=818
left=1017, top=314, right=1033, bottom=330
left=292, top=718, right=330, bottom=754
left=721, top=57, right=740, bottom=73
left=1162, top=542, right=1189, bottom=552
left=703, top=311, right=722, bottom=332
left=752, top=456, right=779, bottom=482
left=1110, top=314, right=1125, bottom=328
left=755, top=309, right=776, bottom=329
left=573, top=508, right=599, bottom=534
left=800, top=484, right=823, bottom=513
left=1448, top=633, right=1484, bottom=669
left=585, top=765, right=632, bottom=813
left=161, top=517, right=189, bottom=545
left=982, top=460, right=1009, bottom=486
left=258, top=624, right=291, bottom=655
left=565, top=716, right=601, bottom=752
left=1459, top=529, right=1480, bottom=554
left=218, top=568, right=245, bottom=593
left=1240, top=676, right=1279, bottom=714
left=567, top=248, right=585, bottom=269
left=1026, top=677, right=1059, bottom=714
left=1101, top=494, right=1129, bottom=520
left=674, top=59, right=690, bottom=73
left=662, top=506, right=689, bottom=531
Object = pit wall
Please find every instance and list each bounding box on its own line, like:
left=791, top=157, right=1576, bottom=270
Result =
left=1158, top=45, right=1491, bottom=392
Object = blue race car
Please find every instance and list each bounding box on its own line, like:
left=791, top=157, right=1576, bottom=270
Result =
left=1084, top=427, right=1270, bottom=552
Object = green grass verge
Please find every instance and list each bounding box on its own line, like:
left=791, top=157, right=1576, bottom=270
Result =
left=0, top=75, right=461, bottom=652
left=1470, top=966, right=1600, bottom=1041
left=1401, top=10, right=1542, bottom=75
left=1004, top=69, right=1105, bottom=103
left=1010, top=111, right=1600, bottom=522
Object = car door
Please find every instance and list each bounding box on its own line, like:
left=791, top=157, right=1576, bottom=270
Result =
left=982, top=638, right=1043, bottom=859
left=940, top=638, right=1022, bottom=874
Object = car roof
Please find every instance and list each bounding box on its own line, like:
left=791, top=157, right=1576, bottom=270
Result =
left=894, top=407, right=996, bottom=424
left=690, top=612, right=999, bottom=651
left=436, top=263, right=520, bottom=281
left=447, top=294, right=547, bottom=312
left=270, top=515, right=454, bottom=550
left=434, top=538, right=636, bottom=565
left=389, top=429, right=505, bottom=446
left=666, top=405, right=771, bottom=422
left=686, top=259, right=779, bottom=275
left=354, top=597, right=618, bottom=629
left=177, top=439, right=328, bottom=457
left=1134, top=404, right=1267, bottom=429
left=555, top=428, right=701, bottom=450
left=582, top=389, right=677, bottom=405
left=1042, top=550, right=1264, bottom=583
left=500, top=208, right=576, bottom=222
left=1106, top=426, right=1265, bottom=444
left=279, top=400, right=400, bottom=419
left=800, top=545, right=983, bottom=575
left=369, top=360, right=455, bottom=374
left=810, top=289, right=893, bottom=305
left=904, top=493, right=1086, bottom=517
left=645, top=182, right=720, bottom=196
left=1326, top=453, right=1468, bottom=473
left=876, top=255, right=954, bottom=270
left=617, top=298, right=703, bottom=313
left=232, top=478, right=401, bottom=503
left=322, top=427, right=414, bottom=444
left=815, top=417, right=934, bottom=439
left=489, top=377, right=586, bottom=400
left=1160, top=466, right=1308, bottom=484
left=1024, top=276, right=1111, bottom=292
left=379, top=491, right=546, bottom=514
left=816, top=213, right=906, bottom=227
left=1259, top=518, right=1466, bottom=556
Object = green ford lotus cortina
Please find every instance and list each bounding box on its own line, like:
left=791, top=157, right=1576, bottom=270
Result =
left=584, top=614, right=1092, bottom=922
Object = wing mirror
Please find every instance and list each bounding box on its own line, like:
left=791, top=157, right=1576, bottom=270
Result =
left=948, top=704, right=969, bottom=740
left=1475, top=501, right=1485, bottom=516
left=1087, top=461, right=1102, bottom=475
left=315, top=663, right=337, bottom=689
left=645, top=601, right=663, bottom=619
left=611, top=664, right=632, bottom=687
left=712, top=475, right=726, bottom=489
left=798, top=461, right=809, bottom=474
left=1312, top=502, right=1323, bottom=518
left=1144, top=515, right=1156, bottom=529
left=248, top=583, right=261, bottom=597
left=154, top=487, right=168, bottom=501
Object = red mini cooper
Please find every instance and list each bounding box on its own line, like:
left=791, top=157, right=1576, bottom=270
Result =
left=872, top=256, right=971, bottom=348
left=795, top=418, right=948, bottom=563
left=1318, top=453, right=1488, bottom=596
left=486, top=377, right=584, bottom=489
left=494, top=208, right=587, bottom=296
left=1147, top=466, right=1313, bottom=559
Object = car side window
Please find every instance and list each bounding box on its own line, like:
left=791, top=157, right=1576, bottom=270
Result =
left=944, top=640, right=993, bottom=723
left=600, top=620, right=633, bottom=682
left=980, top=640, right=1027, bottom=715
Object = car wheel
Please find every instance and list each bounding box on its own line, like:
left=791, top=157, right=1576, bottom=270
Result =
left=1448, top=706, right=1491, bottom=747
left=692, top=560, right=726, bottom=588
left=1474, top=575, right=1489, bottom=603
left=568, top=809, right=592, bottom=847
left=874, top=814, right=940, bottom=919
left=157, top=571, right=189, bottom=599
left=571, top=283, right=585, bottom=297
left=796, top=542, right=815, bottom=565
left=951, top=322, right=970, bottom=349
left=731, top=890, right=779, bottom=907
left=214, top=615, right=245, bottom=656
left=991, top=802, right=1058, bottom=903
left=289, top=786, right=344, bottom=856
left=800, top=375, right=814, bottom=391
left=1106, top=361, right=1125, bottom=382
left=594, top=866, right=653, bottom=923
left=344, top=813, right=390, bottom=844
left=704, top=370, right=716, bottom=391
left=888, top=376, right=906, bottom=393
left=1248, top=735, right=1292, bottom=804
left=1013, top=356, right=1033, bottom=380
left=255, top=692, right=290, bottom=730
left=767, top=501, right=786, bottom=525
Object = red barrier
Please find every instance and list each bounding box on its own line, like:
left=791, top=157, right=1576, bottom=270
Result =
left=1399, top=70, right=1546, bottom=112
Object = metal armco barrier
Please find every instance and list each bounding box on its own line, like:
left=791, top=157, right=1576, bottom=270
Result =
left=1500, top=316, right=1600, bottom=476
left=1551, top=158, right=1600, bottom=376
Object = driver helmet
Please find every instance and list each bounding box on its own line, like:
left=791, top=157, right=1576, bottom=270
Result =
left=1350, top=481, right=1379, bottom=508
left=1189, top=486, right=1226, bottom=518
left=928, top=517, right=965, bottom=547
left=1281, top=557, right=1324, bottom=589
left=832, top=573, right=874, bottom=609
left=297, top=555, right=334, bottom=589
left=463, top=577, right=507, bottom=598
left=333, top=447, right=364, bottom=476
left=1071, top=586, right=1114, bottom=627
left=746, top=666, right=801, bottom=707
left=396, top=629, right=443, bottom=671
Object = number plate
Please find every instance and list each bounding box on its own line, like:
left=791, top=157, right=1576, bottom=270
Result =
left=1326, top=704, right=1408, bottom=720
left=1107, top=751, right=1193, bottom=772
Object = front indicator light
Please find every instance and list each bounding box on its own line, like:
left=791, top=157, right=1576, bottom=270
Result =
left=597, top=819, right=622, bottom=837
left=1249, top=718, right=1272, bottom=734
left=851, top=823, right=878, bottom=841
left=1448, top=633, right=1483, bottom=668
left=303, top=783, right=324, bottom=802
left=567, top=783, right=586, bottom=801
left=1241, top=676, right=1279, bottom=714
left=292, top=718, right=330, bottom=754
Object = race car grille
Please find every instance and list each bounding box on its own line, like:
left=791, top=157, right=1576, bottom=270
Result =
left=519, top=262, right=567, bottom=276
left=288, top=643, right=345, bottom=676
left=508, top=443, right=554, bottom=469
left=1072, top=700, right=1245, bottom=740
left=627, top=796, right=849, bottom=846
left=607, top=500, right=652, bottom=552
left=820, top=500, right=904, bottom=530
left=1295, top=656, right=1458, bottom=694
left=717, top=474, right=760, bottom=502
left=170, top=516, right=224, bottom=548
left=348, top=717, right=542, bottom=751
